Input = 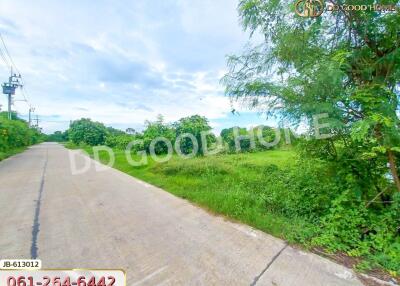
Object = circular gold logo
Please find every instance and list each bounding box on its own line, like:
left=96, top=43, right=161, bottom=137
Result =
left=295, top=0, right=324, bottom=17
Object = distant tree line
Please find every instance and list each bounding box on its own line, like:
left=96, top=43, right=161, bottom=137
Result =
left=48, top=114, right=297, bottom=155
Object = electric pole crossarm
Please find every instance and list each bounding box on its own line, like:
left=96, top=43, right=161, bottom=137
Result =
left=2, top=68, right=23, bottom=120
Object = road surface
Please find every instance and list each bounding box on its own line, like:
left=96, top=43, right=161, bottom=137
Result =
left=0, top=143, right=363, bottom=285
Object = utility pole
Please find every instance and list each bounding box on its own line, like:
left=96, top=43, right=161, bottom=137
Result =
left=34, top=115, right=39, bottom=128
left=28, top=106, right=35, bottom=127
left=2, top=67, right=22, bottom=120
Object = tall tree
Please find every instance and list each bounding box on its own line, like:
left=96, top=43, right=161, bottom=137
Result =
left=174, top=115, right=213, bottom=155
left=142, top=115, right=175, bottom=154
left=223, top=0, right=400, bottom=192
left=69, top=118, right=107, bottom=146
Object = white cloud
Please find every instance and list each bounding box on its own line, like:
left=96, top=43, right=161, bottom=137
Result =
left=0, top=0, right=259, bottom=134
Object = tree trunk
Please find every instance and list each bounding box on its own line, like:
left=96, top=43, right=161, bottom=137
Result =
left=387, top=149, right=400, bottom=192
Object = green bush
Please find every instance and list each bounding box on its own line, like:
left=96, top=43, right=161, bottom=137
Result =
left=174, top=115, right=213, bottom=155
left=312, top=192, right=400, bottom=273
left=68, top=118, right=107, bottom=146
left=220, top=127, right=253, bottom=152
left=220, top=126, right=297, bottom=153
left=0, top=112, right=42, bottom=155
left=142, top=115, right=175, bottom=154
left=46, top=130, right=68, bottom=142
left=261, top=160, right=339, bottom=221
left=260, top=157, right=400, bottom=273
left=154, top=158, right=233, bottom=176
left=105, top=134, right=144, bottom=150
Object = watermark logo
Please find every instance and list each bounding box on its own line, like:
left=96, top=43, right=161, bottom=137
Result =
left=295, top=0, right=399, bottom=17
left=327, top=3, right=398, bottom=12
left=295, top=0, right=324, bottom=17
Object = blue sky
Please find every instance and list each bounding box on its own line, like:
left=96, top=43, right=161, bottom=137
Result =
left=0, top=0, right=274, bottom=134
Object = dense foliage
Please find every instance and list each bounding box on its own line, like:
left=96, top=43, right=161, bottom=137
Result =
left=220, top=125, right=291, bottom=152
left=0, top=112, right=43, bottom=159
left=68, top=118, right=108, bottom=146
left=221, top=127, right=252, bottom=152
left=105, top=134, right=142, bottom=150
left=174, top=115, right=213, bottom=155
left=68, top=115, right=278, bottom=156
left=46, top=130, right=68, bottom=142
left=142, top=115, right=176, bottom=154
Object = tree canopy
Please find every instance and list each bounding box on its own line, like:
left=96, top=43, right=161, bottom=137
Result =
left=174, top=115, right=212, bottom=155
left=68, top=118, right=107, bottom=146
left=223, top=0, right=400, bottom=192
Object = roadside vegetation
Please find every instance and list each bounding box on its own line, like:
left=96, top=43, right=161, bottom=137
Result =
left=0, top=111, right=43, bottom=161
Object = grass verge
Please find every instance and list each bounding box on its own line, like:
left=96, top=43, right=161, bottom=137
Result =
left=0, top=147, right=28, bottom=161
left=82, top=146, right=316, bottom=242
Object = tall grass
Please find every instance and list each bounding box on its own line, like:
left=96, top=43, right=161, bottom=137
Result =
left=85, top=148, right=316, bottom=241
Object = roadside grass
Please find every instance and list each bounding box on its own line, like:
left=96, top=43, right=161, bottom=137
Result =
left=83, top=146, right=317, bottom=242
left=63, top=141, right=82, bottom=149
left=0, top=147, right=28, bottom=161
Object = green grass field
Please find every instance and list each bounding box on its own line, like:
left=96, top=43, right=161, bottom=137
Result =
left=84, top=147, right=316, bottom=242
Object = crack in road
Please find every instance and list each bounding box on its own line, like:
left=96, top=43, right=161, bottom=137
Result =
left=30, top=148, right=48, bottom=259
left=250, top=244, right=288, bottom=286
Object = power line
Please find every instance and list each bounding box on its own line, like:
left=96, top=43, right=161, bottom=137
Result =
left=0, top=33, right=20, bottom=75
left=0, top=33, right=36, bottom=120
left=0, top=33, right=36, bottom=116
left=0, top=46, right=10, bottom=71
left=28, top=106, right=35, bottom=126
left=34, top=114, right=39, bottom=128
left=20, top=85, right=29, bottom=102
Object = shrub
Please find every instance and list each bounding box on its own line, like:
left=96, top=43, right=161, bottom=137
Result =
left=174, top=115, right=213, bottom=155
left=312, top=192, right=400, bottom=273
left=105, top=134, right=144, bottom=150
left=260, top=156, right=400, bottom=273
left=142, top=115, right=175, bottom=154
left=68, top=118, right=107, bottom=146
left=0, top=112, right=43, bottom=153
left=46, top=131, right=68, bottom=142
left=220, top=127, right=252, bottom=152
left=154, top=158, right=233, bottom=177
left=262, top=160, right=339, bottom=221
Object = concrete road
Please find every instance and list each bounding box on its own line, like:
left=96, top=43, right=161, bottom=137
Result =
left=0, top=143, right=363, bottom=285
